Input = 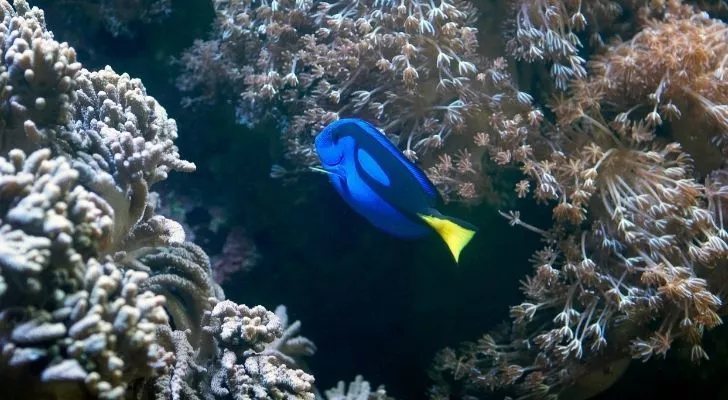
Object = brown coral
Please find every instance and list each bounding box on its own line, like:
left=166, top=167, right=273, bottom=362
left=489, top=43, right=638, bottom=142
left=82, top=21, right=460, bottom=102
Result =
left=430, top=1, right=728, bottom=399
left=505, top=0, right=623, bottom=89
left=584, top=7, right=728, bottom=173
left=179, top=0, right=538, bottom=203
left=0, top=149, right=113, bottom=304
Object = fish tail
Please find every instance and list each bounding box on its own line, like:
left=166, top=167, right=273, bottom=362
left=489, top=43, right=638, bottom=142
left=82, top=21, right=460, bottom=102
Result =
left=418, top=212, right=477, bottom=263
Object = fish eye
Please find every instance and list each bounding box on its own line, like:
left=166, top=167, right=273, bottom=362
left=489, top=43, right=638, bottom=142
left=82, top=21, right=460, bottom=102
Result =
left=315, top=127, right=347, bottom=166
left=320, top=151, right=343, bottom=167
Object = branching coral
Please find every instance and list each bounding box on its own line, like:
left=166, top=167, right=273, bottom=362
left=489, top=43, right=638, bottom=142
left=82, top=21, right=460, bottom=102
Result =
left=65, top=65, right=197, bottom=251
left=148, top=298, right=318, bottom=400
left=179, top=0, right=538, bottom=203
left=267, top=305, right=318, bottom=368
left=0, top=0, right=194, bottom=251
left=324, top=375, right=392, bottom=400
left=0, top=1, right=184, bottom=395
left=0, top=149, right=113, bottom=302
left=0, top=150, right=172, bottom=400
left=0, top=0, right=81, bottom=148
left=201, top=298, right=316, bottom=399
left=117, top=242, right=221, bottom=344
left=124, top=244, right=319, bottom=400
left=0, top=1, right=321, bottom=399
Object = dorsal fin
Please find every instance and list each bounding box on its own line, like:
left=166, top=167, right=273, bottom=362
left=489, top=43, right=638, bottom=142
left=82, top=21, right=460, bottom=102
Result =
left=349, top=119, right=439, bottom=202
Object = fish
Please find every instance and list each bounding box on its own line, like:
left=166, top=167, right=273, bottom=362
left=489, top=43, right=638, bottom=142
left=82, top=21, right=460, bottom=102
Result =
left=313, top=117, right=477, bottom=263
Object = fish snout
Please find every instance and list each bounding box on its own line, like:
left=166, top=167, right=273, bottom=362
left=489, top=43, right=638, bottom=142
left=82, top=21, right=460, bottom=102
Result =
left=315, top=132, right=346, bottom=166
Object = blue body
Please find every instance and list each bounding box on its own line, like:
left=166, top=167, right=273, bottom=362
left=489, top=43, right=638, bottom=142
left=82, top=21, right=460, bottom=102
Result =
left=314, top=118, right=441, bottom=238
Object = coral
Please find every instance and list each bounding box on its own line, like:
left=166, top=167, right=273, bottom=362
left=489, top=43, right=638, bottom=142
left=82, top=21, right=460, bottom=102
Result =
left=202, top=299, right=316, bottom=400
left=175, top=38, right=241, bottom=108
left=428, top=322, right=633, bottom=399
left=211, top=226, right=261, bottom=284
left=582, top=6, right=728, bottom=173
left=266, top=305, right=317, bottom=368
left=65, top=65, right=197, bottom=251
left=148, top=298, right=318, bottom=400
left=324, top=375, right=392, bottom=400
left=117, top=242, right=222, bottom=343
left=429, top=1, right=728, bottom=398
left=0, top=2, right=320, bottom=400
left=504, top=0, right=623, bottom=89
left=178, top=0, right=539, bottom=203
left=123, top=246, right=319, bottom=400
left=501, top=0, right=700, bottom=92
left=0, top=0, right=81, bottom=148
left=120, top=244, right=318, bottom=397
left=0, top=149, right=113, bottom=302
left=0, top=1, right=195, bottom=252
left=0, top=0, right=184, bottom=394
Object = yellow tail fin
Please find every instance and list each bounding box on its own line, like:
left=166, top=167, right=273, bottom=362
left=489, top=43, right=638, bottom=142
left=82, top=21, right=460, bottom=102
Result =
left=418, top=213, right=476, bottom=263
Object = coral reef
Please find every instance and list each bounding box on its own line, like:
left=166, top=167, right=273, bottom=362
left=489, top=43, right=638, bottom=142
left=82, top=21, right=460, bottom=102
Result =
left=324, top=375, right=392, bottom=400
left=174, top=0, right=728, bottom=395
left=178, top=0, right=539, bottom=203
left=0, top=149, right=170, bottom=400
left=0, top=1, right=324, bottom=399
left=428, top=0, right=728, bottom=399
left=6, top=0, right=725, bottom=397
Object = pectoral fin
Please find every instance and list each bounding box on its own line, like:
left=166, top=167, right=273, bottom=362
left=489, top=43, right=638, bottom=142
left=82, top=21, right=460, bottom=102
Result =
left=309, top=166, right=345, bottom=179
left=418, top=213, right=476, bottom=263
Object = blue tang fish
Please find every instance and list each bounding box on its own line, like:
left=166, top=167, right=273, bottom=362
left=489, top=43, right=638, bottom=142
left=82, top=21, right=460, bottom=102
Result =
left=313, top=118, right=477, bottom=263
